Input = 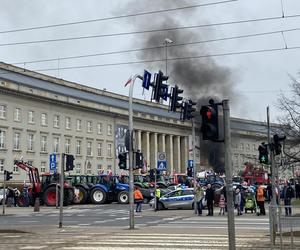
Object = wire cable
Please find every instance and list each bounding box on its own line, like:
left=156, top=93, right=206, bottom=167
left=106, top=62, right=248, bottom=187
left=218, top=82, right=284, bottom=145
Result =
left=0, top=0, right=238, bottom=34
left=1, top=13, right=300, bottom=47
left=17, top=45, right=300, bottom=72
left=11, top=26, right=300, bottom=65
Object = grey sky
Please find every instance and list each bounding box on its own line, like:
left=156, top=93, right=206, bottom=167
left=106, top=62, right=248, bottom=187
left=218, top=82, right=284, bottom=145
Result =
left=1, top=0, right=300, bottom=122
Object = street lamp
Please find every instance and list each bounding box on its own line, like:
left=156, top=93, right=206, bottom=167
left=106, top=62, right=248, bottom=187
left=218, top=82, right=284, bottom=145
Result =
left=164, top=38, right=174, bottom=77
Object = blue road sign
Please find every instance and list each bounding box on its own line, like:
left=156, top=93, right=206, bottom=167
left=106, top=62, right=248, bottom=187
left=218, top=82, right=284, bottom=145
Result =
left=49, top=153, right=57, bottom=172
left=142, top=70, right=151, bottom=90
left=188, top=160, right=194, bottom=168
left=157, top=160, right=167, bottom=171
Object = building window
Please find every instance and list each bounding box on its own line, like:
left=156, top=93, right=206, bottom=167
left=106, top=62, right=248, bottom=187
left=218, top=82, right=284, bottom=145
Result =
left=14, top=108, right=21, bottom=121
left=97, top=142, right=103, bottom=157
left=97, top=164, right=103, bottom=174
left=27, top=134, right=34, bottom=151
left=65, top=138, right=71, bottom=154
left=76, top=163, right=81, bottom=174
left=107, top=124, right=112, bottom=136
left=253, top=144, right=257, bottom=151
left=240, top=143, right=244, bottom=151
left=97, top=123, right=102, bottom=134
left=76, top=119, right=82, bottom=131
left=40, top=162, right=46, bottom=173
left=76, top=140, right=82, bottom=155
left=87, top=141, right=92, bottom=156
left=0, top=105, right=7, bottom=119
left=0, top=159, right=4, bottom=172
left=13, top=165, right=19, bottom=172
left=13, top=132, right=20, bottom=150
left=107, top=143, right=112, bottom=157
left=41, top=135, right=47, bottom=152
left=28, top=111, right=34, bottom=124
left=54, top=115, right=60, bottom=128
left=65, top=117, right=71, bottom=130
left=28, top=160, right=33, bottom=166
left=0, top=131, right=5, bottom=148
left=246, top=144, right=250, bottom=151
left=41, top=113, right=47, bottom=126
left=53, top=137, right=60, bottom=153
left=87, top=121, right=92, bottom=133
left=86, top=162, right=92, bottom=174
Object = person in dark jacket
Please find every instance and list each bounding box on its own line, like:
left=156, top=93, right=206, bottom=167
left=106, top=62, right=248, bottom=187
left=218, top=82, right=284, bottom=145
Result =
left=283, top=182, right=294, bottom=216
left=205, top=184, right=214, bottom=216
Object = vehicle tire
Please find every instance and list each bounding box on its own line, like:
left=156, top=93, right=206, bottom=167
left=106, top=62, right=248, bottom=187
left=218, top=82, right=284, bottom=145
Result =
left=157, top=202, right=164, bottom=210
left=73, top=186, right=88, bottom=204
left=90, top=188, right=106, bottom=204
left=118, top=191, right=129, bottom=204
left=43, top=186, right=57, bottom=206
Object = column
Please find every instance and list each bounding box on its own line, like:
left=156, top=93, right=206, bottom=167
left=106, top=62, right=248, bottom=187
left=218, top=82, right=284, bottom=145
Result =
left=166, top=134, right=173, bottom=174
left=150, top=132, right=158, bottom=169
left=180, top=136, right=188, bottom=173
left=136, top=130, right=142, bottom=151
left=141, top=131, right=150, bottom=170
left=158, top=133, right=166, bottom=153
left=174, top=136, right=181, bottom=173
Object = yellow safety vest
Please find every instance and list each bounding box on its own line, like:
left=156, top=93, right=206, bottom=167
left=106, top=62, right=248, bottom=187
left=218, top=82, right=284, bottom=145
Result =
left=155, top=189, right=161, bottom=198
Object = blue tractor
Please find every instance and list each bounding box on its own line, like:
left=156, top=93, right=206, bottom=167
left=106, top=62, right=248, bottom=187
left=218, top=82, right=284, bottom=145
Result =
left=89, top=175, right=129, bottom=204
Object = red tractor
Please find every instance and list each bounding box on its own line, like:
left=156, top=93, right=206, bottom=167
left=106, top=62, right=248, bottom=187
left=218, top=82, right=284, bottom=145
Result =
left=14, top=160, right=74, bottom=206
left=241, top=163, right=269, bottom=185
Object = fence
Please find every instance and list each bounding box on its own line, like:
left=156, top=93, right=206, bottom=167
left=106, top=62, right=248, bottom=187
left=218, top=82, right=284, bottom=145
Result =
left=269, top=204, right=300, bottom=249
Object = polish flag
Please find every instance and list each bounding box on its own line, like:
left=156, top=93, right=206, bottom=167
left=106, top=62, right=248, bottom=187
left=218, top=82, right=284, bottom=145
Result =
left=124, top=75, right=133, bottom=87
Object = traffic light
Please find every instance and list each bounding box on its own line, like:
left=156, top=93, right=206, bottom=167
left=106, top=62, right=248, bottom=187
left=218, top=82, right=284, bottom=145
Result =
left=200, top=101, right=219, bottom=140
left=152, top=71, right=169, bottom=102
left=187, top=167, right=193, bottom=177
left=135, top=151, right=144, bottom=169
left=258, top=143, right=269, bottom=164
left=4, top=170, right=13, bottom=181
left=169, top=85, right=183, bottom=112
left=186, top=99, right=197, bottom=120
left=273, top=134, right=286, bottom=155
left=65, top=154, right=75, bottom=171
left=118, top=153, right=127, bottom=170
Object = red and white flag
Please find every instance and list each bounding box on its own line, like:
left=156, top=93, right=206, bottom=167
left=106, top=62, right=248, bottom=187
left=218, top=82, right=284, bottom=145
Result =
left=124, top=75, right=133, bottom=87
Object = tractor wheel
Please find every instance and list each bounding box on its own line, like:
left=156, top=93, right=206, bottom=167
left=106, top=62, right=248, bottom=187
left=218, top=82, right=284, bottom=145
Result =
left=43, top=186, right=57, bottom=206
left=118, top=191, right=129, bottom=204
left=90, top=188, right=106, bottom=204
left=73, top=186, right=88, bottom=204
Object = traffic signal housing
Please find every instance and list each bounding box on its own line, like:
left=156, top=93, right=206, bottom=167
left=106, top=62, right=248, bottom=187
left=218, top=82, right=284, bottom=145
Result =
left=152, top=71, right=169, bottom=102
left=273, top=134, right=286, bottom=155
left=258, top=143, right=269, bottom=164
left=169, top=85, right=183, bottom=112
left=4, top=170, right=13, bottom=181
left=65, top=154, right=75, bottom=171
left=181, top=100, right=197, bottom=120
left=118, top=152, right=127, bottom=170
left=135, top=151, right=144, bottom=169
left=200, top=102, right=219, bottom=140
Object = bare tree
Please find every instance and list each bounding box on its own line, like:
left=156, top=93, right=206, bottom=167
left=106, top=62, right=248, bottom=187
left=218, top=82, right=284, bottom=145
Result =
left=277, top=74, right=300, bottom=163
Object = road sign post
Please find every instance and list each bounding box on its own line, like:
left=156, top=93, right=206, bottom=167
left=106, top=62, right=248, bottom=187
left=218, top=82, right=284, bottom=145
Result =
left=50, top=153, right=57, bottom=172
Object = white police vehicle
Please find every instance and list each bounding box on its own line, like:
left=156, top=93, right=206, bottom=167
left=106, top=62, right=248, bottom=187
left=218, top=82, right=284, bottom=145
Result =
left=149, top=187, right=194, bottom=210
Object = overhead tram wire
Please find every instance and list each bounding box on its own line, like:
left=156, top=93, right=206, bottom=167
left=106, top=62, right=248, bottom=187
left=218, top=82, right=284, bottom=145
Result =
left=0, top=0, right=238, bottom=34
left=1, top=13, right=300, bottom=48
left=11, top=26, right=300, bottom=65
left=13, top=45, right=300, bottom=73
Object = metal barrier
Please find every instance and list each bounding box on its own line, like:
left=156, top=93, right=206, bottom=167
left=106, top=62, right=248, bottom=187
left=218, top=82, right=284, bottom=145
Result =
left=269, top=204, right=300, bottom=249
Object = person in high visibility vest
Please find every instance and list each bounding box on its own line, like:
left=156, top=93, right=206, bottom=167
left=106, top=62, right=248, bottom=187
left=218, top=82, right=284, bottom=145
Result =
left=155, top=187, right=161, bottom=211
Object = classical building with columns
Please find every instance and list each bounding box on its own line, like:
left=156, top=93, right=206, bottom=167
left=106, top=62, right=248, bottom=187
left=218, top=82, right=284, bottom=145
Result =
left=0, top=62, right=275, bottom=182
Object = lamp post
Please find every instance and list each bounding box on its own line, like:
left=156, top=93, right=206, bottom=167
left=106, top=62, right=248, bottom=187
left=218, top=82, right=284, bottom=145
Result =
left=164, top=38, right=173, bottom=78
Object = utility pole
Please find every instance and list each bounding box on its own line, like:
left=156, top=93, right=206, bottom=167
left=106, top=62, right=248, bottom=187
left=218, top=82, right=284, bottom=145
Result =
left=59, top=153, right=65, bottom=228
left=127, top=74, right=143, bottom=229
left=223, top=100, right=236, bottom=250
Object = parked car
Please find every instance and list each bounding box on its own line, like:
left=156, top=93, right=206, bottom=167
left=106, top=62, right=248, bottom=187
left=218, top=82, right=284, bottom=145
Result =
left=149, top=188, right=194, bottom=210
left=0, top=188, right=5, bottom=204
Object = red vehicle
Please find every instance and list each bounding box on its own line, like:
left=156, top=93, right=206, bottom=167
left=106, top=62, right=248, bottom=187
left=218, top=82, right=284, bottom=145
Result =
left=14, top=160, right=74, bottom=206
left=241, top=163, right=269, bottom=185
left=172, top=173, right=188, bottom=185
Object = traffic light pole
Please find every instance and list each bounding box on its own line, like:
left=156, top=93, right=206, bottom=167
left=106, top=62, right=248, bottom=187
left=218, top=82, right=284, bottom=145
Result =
left=223, top=100, right=236, bottom=250
left=192, top=118, right=197, bottom=214
left=59, top=153, right=65, bottom=228
left=128, top=74, right=143, bottom=229
left=2, top=173, right=5, bottom=215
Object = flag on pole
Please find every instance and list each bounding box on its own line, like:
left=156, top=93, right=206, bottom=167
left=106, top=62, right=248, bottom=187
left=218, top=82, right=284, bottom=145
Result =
left=124, top=75, right=133, bottom=87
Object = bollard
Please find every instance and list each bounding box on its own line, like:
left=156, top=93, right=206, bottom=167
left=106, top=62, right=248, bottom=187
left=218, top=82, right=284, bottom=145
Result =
left=34, top=197, right=40, bottom=212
